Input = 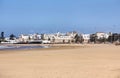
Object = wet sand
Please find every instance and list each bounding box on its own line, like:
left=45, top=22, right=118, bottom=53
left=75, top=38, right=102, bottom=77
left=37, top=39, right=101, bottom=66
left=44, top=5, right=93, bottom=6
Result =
left=0, top=44, right=120, bottom=78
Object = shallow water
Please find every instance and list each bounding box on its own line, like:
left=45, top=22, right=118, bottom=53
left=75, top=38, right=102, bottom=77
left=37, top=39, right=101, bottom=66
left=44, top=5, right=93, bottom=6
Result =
left=0, top=45, right=49, bottom=50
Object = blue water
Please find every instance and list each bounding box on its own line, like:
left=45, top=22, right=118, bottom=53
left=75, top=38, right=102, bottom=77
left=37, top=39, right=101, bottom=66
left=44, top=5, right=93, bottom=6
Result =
left=0, top=45, right=49, bottom=50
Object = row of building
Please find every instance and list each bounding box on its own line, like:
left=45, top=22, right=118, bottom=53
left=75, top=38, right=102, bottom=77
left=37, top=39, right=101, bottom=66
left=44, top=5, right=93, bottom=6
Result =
left=1, top=32, right=118, bottom=44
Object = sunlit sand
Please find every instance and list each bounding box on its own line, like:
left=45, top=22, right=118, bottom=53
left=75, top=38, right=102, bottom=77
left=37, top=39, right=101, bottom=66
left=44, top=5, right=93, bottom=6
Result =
left=0, top=44, right=120, bottom=78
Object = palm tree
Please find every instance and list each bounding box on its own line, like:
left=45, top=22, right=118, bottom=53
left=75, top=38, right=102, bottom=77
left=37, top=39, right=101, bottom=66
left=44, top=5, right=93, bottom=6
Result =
left=0, top=32, right=5, bottom=42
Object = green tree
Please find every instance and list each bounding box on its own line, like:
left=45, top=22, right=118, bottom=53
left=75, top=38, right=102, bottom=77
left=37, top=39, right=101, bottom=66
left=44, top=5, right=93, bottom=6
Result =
left=74, top=34, right=84, bottom=43
left=10, top=34, right=16, bottom=40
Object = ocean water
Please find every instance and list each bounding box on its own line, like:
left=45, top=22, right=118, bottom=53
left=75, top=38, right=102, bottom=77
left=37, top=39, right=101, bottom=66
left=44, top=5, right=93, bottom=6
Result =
left=0, top=45, right=49, bottom=50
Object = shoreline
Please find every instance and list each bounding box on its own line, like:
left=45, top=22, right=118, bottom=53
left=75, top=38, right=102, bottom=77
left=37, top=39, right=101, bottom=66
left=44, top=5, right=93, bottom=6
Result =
left=0, top=43, right=116, bottom=53
left=0, top=44, right=88, bottom=52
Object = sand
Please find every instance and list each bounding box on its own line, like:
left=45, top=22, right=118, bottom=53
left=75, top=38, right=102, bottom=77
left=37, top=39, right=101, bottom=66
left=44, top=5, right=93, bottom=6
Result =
left=0, top=44, right=120, bottom=78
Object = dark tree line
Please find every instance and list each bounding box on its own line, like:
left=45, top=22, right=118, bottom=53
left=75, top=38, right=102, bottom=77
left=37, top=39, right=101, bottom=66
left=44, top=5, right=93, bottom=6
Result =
left=107, top=33, right=120, bottom=43
left=89, top=33, right=120, bottom=44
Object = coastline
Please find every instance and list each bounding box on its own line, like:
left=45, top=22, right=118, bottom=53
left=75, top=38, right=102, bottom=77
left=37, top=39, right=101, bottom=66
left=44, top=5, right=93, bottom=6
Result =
left=0, top=44, right=89, bottom=53
left=0, top=43, right=116, bottom=52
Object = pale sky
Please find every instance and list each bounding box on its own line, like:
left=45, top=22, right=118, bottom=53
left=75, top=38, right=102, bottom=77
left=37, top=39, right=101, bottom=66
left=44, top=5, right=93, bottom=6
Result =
left=0, top=0, right=120, bottom=36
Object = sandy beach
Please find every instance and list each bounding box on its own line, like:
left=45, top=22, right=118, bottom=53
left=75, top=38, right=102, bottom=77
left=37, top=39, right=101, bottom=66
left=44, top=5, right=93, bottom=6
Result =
left=0, top=44, right=120, bottom=78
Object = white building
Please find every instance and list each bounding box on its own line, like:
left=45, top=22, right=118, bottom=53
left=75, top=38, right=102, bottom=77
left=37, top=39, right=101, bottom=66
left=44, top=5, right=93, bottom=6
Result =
left=19, top=34, right=42, bottom=42
left=42, top=34, right=55, bottom=40
left=96, top=32, right=109, bottom=39
left=2, top=37, right=19, bottom=44
left=29, top=34, right=41, bottom=40
left=42, top=32, right=75, bottom=43
left=19, top=34, right=29, bottom=42
left=81, top=34, right=90, bottom=43
left=54, top=35, right=72, bottom=43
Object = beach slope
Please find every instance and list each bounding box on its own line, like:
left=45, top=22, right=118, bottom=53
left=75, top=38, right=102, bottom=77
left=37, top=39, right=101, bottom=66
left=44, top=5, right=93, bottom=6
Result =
left=0, top=44, right=120, bottom=78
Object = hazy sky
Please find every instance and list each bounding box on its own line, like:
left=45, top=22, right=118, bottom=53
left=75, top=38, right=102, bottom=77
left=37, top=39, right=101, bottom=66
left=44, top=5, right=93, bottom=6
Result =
left=0, top=0, right=120, bottom=36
